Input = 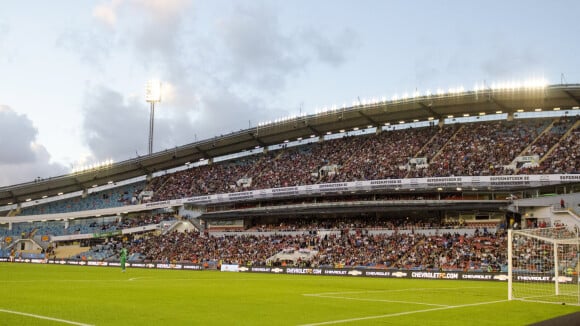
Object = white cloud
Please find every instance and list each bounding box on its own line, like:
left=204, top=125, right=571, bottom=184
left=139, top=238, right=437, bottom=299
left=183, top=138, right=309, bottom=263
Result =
left=0, top=20, right=14, bottom=63
left=67, top=1, right=359, bottom=162
left=0, top=106, right=40, bottom=164
left=302, top=27, right=359, bottom=67
left=0, top=106, right=67, bottom=186
left=93, top=0, right=122, bottom=28
left=55, top=28, right=113, bottom=69
left=82, top=86, right=151, bottom=159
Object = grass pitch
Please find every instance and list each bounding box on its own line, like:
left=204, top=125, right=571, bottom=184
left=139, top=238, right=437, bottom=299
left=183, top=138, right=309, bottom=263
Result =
left=0, top=263, right=577, bottom=325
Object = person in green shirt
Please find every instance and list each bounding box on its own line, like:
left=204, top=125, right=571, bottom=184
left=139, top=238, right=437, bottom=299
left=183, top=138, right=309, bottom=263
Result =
left=120, top=247, right=128, bottom=272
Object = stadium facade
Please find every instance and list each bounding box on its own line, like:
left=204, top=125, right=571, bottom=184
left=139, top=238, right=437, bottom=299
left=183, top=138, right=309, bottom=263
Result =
left=1, top=83, right=579, bottom=277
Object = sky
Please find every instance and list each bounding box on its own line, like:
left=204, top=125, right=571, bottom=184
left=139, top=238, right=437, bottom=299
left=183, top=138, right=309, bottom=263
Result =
left=1, top=0, right=579, bottom=187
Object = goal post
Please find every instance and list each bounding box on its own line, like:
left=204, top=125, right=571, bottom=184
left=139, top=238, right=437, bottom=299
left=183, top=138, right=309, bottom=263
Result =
left=508, top=226, right=580, bottom=305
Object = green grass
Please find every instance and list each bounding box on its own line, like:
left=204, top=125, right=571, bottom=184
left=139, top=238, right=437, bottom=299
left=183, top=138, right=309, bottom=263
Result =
left=0, top=263, right=577, bottom=325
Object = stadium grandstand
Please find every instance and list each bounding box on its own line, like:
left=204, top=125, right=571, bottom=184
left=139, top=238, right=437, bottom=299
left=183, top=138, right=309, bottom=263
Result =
left=1, top=83, right=579, bottom=277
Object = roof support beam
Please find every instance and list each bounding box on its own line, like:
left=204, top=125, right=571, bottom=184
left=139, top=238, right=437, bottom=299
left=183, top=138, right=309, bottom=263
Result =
left=194, top=146, right=210, bottom=159
left=418, top=102, right=441, bottom=120
left=248, top=132, right=266, bottom=147
left=307, top=125, right=320, bottom=136
left=357, top=111, right=378, bottom=125
left=488, top=95, right=509, bottom=112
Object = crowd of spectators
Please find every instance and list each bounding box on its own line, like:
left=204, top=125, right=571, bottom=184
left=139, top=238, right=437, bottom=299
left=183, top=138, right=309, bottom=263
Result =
left=414, top=119, right=550, bottom=177
left=0, top=213, right=173, bottom=239
left=19, top=182, right=146, bottom=216
left=521, top=124, right=580, bottom=174
left=12, top=116, right=579, bottom=216
left=145, top=117, right=579, bottom=202
left=120, top=222, right=507, bottom=272
left=244, top=216, right=474, bottom=232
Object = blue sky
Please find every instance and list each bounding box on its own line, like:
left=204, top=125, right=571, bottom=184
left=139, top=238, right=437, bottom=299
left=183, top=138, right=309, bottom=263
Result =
left=0, top=0, right=579, bottom=186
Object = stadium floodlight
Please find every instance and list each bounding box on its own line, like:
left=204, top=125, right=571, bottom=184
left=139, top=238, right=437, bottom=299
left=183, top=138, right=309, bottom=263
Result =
left=145, top=79, right=162, bottom=155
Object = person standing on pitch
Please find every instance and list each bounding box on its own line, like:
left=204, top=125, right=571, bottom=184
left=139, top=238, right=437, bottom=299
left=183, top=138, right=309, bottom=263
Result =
left=120, top=247, right=128, bottom=272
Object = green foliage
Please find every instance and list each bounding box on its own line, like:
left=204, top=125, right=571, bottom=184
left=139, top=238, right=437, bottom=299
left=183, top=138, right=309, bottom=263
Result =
left=0, top=264, right=576, bottom=325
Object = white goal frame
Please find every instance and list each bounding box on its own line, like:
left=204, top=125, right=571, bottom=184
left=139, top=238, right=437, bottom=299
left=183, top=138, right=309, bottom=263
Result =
left=508, top=226, right=580, bottom=305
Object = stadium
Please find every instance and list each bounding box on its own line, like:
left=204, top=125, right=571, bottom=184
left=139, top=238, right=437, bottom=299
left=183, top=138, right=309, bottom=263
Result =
left=1, top=82, right=580, bottom=325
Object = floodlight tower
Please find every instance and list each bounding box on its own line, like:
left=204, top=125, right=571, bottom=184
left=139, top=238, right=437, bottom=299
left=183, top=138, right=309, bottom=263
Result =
left=145, top=79, right=162, bottom=155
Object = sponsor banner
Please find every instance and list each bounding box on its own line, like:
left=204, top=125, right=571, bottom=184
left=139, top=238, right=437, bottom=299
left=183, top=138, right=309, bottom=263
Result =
left=271, top=187, right=299, bottom=197
left=512, top=273, right=575, bottom=283
left=411, top=271, right=459, bottom=280
left=221, top=264, right=239, bottom=272
left=178, top=174, right=578, bottom=206
left=316, top=183, right=349, bottom=192
left=185, top=195, right=211, bottom=204
left=157, top=263, right=183, bottom=270
left=364, top=270, right=391, bottom=277
left=426, top=177, right=463, bottom=184
left=246, top=267, right=273, bottom=273
left=182, top=265, right=204, bottom=270
left=145, top=200, right=171, bottom=208
left=227, top=192, right=254, bottom=201
left=129, top=263, right=147, bottom=268
left=3, top=259, right=578, bottom=284
left=286, top=268, right=323, bottom=275
left=237, top=267, right=522, bottom=281
left=559, top=174, right=580, bottom=181
left=369, top=179, right=403, bottom=189
left=13, top=173, right=576, bottom=225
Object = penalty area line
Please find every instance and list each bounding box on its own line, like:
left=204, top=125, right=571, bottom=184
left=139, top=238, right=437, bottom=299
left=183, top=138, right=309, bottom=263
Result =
left=0, top=308, right=94, bottom=326
left=297, top=299, right=508, bottom=326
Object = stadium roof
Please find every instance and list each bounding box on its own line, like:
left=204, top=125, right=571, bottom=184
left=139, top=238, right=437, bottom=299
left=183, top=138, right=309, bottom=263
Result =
left=1, top=83, right=580, bottom=207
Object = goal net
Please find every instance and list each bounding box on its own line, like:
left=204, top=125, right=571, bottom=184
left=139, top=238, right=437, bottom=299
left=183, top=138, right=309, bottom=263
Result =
left=508, top=226, right=580, bottom=305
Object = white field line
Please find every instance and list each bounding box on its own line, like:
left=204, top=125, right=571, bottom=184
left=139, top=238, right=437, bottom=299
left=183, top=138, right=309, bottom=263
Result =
left=304, top=294, right=449, bottom=307
left=0, top=308, right=94, bottom=326
left=128, top=277, right=152, bottom=281
left=303, top=286, right=488, bottom=297
left=297, top=299, right=508, bottom=326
